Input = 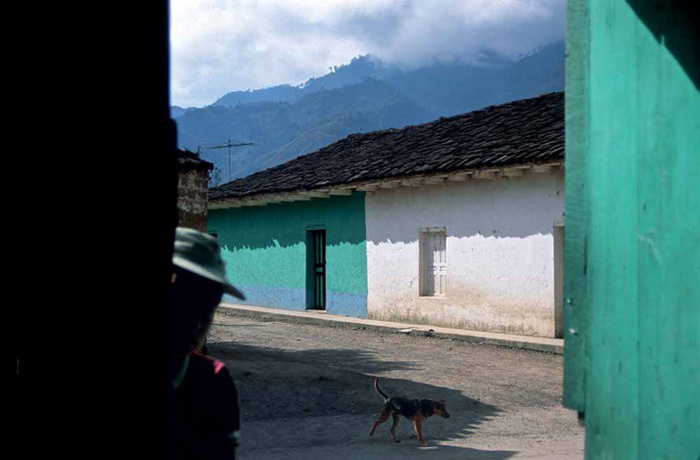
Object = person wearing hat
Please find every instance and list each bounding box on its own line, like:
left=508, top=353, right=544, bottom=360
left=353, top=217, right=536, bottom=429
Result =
left=169, top=227, right=245, bottom=460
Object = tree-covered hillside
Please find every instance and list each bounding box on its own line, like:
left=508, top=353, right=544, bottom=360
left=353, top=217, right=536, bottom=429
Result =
left=175, top=40, right=564, bottom=184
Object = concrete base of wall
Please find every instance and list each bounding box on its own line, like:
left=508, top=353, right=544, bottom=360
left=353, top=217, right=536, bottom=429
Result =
left=368, top=300, right=556, bottom=338
left=225, top=286, right=368, bottom=317
left=224, top=286, right=307, bottom=311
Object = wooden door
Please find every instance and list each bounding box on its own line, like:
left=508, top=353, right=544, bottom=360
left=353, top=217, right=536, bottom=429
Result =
left=421, top=230, right=446, bottom=296
left=310, top=230, right=326, bottom=310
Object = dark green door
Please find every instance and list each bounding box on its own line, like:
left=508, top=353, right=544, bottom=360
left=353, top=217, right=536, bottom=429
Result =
left=310, top=230, right=326, bottom=310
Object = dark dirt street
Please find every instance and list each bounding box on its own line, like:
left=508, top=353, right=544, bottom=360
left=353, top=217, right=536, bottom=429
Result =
left=207, top=310, right=583, bottom=459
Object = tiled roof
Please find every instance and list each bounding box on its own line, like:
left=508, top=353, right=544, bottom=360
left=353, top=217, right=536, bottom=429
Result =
left=176, top=149, right=214, bottom=171
left=210, top=92, right=563, bottom=201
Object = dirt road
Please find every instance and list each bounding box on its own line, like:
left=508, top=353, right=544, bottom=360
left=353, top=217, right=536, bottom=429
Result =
left=207, top=310, right=584, bottom=459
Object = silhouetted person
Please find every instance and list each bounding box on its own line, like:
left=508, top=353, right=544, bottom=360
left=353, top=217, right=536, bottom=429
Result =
left=169, top=227, right=246, bottom=459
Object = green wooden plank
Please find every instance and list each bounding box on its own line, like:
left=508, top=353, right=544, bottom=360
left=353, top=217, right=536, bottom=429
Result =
left=563, top=0, right=590, bottom=414
left=632, top=3, right=700, bottom=457
left=585, top=4, right=642, bottom=455
left=565, top=1, right=700, bottom=458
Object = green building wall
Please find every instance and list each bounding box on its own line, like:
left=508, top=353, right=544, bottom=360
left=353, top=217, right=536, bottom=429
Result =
left=564, top=1, right=699, bottom=459
left=207, top=193, right=368, bottom=317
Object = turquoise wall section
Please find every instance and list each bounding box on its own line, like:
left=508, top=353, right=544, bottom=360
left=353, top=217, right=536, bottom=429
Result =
left=565, top=1, right=699, bottom=459
left=207, top=193, right=368, bottom=317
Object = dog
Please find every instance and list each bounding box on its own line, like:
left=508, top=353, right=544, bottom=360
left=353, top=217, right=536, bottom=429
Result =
left=368, top=377, right=450, bottom=446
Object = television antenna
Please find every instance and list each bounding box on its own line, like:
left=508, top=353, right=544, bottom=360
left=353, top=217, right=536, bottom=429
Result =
left=204, top=139, right=254, bottom=182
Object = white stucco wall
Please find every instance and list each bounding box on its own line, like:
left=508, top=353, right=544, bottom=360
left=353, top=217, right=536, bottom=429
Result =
left=365, top=170, right=565, bottom=337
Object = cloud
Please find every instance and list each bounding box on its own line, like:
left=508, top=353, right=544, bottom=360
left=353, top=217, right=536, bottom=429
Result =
left=170, top=0, right=565, bottom=107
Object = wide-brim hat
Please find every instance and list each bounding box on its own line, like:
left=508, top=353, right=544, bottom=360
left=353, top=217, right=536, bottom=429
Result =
left=172, top=227, right=245, bottom=300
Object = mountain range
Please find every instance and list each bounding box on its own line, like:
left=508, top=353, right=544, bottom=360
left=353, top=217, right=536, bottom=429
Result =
left=173, top=39, right=564, bottom=185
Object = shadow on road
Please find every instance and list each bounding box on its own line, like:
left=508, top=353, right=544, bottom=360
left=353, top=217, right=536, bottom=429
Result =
left=210, top=322, right=262, bottom=328
left=210, top=340, right=515, bottom=458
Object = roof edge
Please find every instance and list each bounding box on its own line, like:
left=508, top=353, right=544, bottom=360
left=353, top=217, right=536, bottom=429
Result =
left=209, top=161, right=563, bottom=210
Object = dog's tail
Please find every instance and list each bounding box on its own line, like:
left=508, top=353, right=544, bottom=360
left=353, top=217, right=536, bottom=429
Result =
left=374, top=377, right=389, bottom=401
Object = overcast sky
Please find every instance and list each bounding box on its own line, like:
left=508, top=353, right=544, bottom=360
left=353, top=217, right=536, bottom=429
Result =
left=170, top=0, right=565, bottom=108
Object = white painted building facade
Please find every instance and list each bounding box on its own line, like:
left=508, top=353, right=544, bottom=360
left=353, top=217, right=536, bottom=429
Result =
left=365, top=169, right=565, bottom=337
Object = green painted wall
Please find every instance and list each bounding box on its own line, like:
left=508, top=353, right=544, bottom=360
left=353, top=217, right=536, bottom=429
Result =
left=565, top=1, right=699, bottom=459
left=207, top=193, right=368, bottom=317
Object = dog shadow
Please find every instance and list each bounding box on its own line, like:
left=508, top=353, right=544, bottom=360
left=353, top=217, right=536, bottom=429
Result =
left=210, top=340, right=513, bottom=457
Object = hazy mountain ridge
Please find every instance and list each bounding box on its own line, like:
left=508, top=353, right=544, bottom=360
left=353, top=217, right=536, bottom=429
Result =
left=213, top=85, right=304, bottom=107
left=177, top=79, right=429, bottom=182
left=175, top=40, right=564, bottom=184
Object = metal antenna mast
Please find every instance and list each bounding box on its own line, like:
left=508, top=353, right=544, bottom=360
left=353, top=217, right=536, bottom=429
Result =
left=206, top=139, right=254, bottom=182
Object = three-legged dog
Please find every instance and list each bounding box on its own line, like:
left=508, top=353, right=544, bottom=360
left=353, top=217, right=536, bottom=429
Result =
left=368, top=377, right=450, bottom=446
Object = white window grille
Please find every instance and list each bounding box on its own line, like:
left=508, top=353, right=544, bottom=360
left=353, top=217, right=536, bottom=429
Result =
left=419, top=228, right=447, bottom=297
